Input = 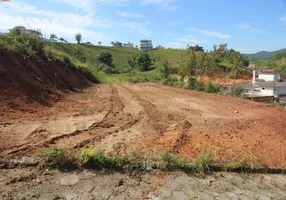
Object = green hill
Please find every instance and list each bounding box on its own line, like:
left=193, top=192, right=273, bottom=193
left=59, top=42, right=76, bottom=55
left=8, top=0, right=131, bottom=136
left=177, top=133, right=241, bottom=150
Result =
left=244, top=48, right=286, bottom=61
left=254, top=52, right=286, bottom=76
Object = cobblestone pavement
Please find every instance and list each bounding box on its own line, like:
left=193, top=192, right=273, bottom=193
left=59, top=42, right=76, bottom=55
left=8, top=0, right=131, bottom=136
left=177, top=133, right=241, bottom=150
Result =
left=1, top=168, right=286, bottom=200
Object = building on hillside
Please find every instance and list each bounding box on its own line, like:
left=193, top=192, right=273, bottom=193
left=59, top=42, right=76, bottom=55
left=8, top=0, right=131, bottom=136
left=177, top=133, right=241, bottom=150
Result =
left=245, top=70, right=286, bottom=98
left=138, top=40, right=153, bottom=52
left=111, top=41, right=123, bottom=47
left=86, top=42, right=93, bottom=46
left=255, top=82, right=286, bottom=97
left=124, top=41, right=134, bottom=48
left=190, top=45, right=204, bottom=51
left=258, top=70, right=280, bottom=82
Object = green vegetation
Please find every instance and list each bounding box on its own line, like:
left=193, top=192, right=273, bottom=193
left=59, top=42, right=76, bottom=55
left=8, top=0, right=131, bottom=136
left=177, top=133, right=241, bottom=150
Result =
left=160, top=151, right=213, bottom=174
left=79, top=150, right=124, bottom=170
left=255, top=53, right=286, bottom=76
left=41, top=147, right=74, bottom=169
left=0, top=27, right=44, bottom=57
left=0, top=26, right=252, bottom=97
left=244, top=48, right=286, bottom=61
left=75, top=32, right=82, bottom=44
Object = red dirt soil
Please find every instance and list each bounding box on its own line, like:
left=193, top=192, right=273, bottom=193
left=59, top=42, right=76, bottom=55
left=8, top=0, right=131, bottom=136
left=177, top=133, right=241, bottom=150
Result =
left=0, top=48, right=91, bottom=119
left=0, top=53, right=286, bottom=168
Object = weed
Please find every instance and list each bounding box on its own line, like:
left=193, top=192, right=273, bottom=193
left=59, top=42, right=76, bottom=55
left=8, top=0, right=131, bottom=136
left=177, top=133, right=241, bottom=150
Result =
left=240, top=172, right=249, bottom=180
left=41, top=147, right=74, bottom=169
left=192, top=151, right=213, bottom=173
left=204, top=81, right=220, bottom=93
left=160, top=152, right=191, bottom=170
left=79, top=150, right=125, bottom=170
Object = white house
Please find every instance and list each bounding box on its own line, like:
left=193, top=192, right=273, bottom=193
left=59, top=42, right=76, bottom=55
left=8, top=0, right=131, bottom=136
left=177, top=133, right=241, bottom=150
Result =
left=256, top=82, right=286, bottom=97
left=124, top=41, right=134, bottom=48
left=258, top=70, right=280, bottom=82
left=138, top=40, right=153, bottom=52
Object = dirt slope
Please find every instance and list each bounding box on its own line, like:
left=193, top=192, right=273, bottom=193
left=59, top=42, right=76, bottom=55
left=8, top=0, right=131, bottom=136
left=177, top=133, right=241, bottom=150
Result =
left=0, top=48, right=91, bottom=119
left=1, top=82, right=286, bottom=168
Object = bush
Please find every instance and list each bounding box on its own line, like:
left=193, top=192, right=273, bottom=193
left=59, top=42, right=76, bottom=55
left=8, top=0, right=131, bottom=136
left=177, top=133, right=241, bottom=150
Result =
left=102, top=66, right=119, bottom=74
left=42, top=147, right=74, bottom=169
left=204, top=81, right=220, bottom=93
left=3, top=26, right=45, bottom=56
left=79, top=150, right=124, bottom=170
left=193, top=151, right=212, bottom=173
left=231, top=84, right=244, bottom=97
left=160, top=152, right=191, bottom=170
left=129, top=75, right=149, bottom=83
left=78, top=65, right=100, bottom=83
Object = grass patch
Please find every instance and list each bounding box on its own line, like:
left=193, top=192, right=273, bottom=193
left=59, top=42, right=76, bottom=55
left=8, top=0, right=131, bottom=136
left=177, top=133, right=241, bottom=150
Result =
left=41, top=147, right=75, bottom=169
left=160, top=151, right=191, bottom=170
left=79, top=150, right=125, bottom=170
left=192, top=151, right=213, bottom=173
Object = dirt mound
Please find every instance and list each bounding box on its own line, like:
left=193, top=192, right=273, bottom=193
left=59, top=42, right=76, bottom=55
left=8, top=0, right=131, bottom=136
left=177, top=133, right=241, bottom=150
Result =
left=0, top=48, right=91, bottom=118
left=1, top=81, right=286, bottom=168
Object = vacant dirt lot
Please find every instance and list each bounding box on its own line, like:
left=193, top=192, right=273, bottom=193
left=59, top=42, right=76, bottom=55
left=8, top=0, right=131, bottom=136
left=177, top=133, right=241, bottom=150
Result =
left=1, top=83, right=286, bottom=168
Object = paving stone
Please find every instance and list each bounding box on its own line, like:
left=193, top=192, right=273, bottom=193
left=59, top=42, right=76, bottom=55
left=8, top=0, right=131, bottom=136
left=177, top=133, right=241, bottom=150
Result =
left=197, top=191, right=215, bottom=200
left=60, top=174, right=80, bottom=186
left=172, top=191, right=189, bottom=200
left=157, top=186, right=172, bottom=198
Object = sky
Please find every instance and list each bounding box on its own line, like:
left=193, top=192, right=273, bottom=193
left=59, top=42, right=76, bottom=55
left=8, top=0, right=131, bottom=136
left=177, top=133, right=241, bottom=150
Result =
left=0, top=0, right=286, bottom=53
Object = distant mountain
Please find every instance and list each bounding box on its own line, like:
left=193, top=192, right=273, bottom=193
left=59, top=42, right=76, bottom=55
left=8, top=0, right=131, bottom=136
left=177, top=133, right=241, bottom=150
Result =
left=243, top=48, right=286, bottom=61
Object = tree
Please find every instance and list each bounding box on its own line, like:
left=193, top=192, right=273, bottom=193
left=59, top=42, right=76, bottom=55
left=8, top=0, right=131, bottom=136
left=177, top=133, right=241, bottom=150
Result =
left=59, top=37, right=65, bottom=43
left=186, top=49, right=197, bottom=86
left=127, top=55, right=137, bottom=72
left=97, top=52, right=113, bottom=67
left=50, top=34, right=57, bottom=42
left=98, top=41, right=101, bottom=46
left=137, top=53, right=152, bottom=71
left=231, top=54, right=243, bottom=78
left=160, top=59, right=169, bottom=79
left=110, top=41, right=114, bottom=47
left=75, top=33, right=82, bottom=44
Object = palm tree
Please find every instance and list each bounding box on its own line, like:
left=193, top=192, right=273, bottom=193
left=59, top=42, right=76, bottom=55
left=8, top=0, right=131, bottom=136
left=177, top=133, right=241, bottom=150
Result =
left=50, top=34, right=57, bottom=42
left=59, top=37, right=65, bottom=43
left=75, top=33, right=82, bottom=44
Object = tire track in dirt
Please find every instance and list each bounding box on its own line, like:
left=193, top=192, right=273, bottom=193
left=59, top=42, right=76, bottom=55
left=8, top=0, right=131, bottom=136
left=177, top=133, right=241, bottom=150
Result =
left=52, top=84, right=144, bottom=151
left=1, top=85, right=112, bottom=157
left=119, top=84, right=195, bottom=157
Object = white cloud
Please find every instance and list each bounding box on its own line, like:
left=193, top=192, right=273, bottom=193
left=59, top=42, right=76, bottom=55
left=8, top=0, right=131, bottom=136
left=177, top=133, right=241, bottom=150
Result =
left=169, top=21, right=181, bottom=25
left=200, top=30, right=230, bottom=39
left=236, top=23, right=251, bottom=30
left=166, top=42, right=188, bottom=49
left=139, top=0, right=179, bottom=11
left=174, top=34, right=206, bottom=43
left=236, top=23, right=264, bottom=33
left=279, top=15, right=286, bottom=21
left=0, top=1, right=151, bottom=45
left=189, top=28, right=230, bottom=39
left=53, top=0, right=95, bottom=13
left=118, top=12, right=144, bottom=18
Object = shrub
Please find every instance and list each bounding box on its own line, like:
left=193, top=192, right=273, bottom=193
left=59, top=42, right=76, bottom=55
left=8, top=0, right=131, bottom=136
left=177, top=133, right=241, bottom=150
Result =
left=231, top=84, right=244, bottom=97
left=41, top=147, right=74, bottom=169
left=204, top=81, right=220, bottom=93
left=79, top=150, right=124, bottom=170
left=193, top=151, right=212, bottom=173
left=160, top=152, right=191, bottom=170
left=102, top=66, right=119, bottom=74
left=78, top=65, right=100, bottom=83
left=3, top=26, right=45, bottom=56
